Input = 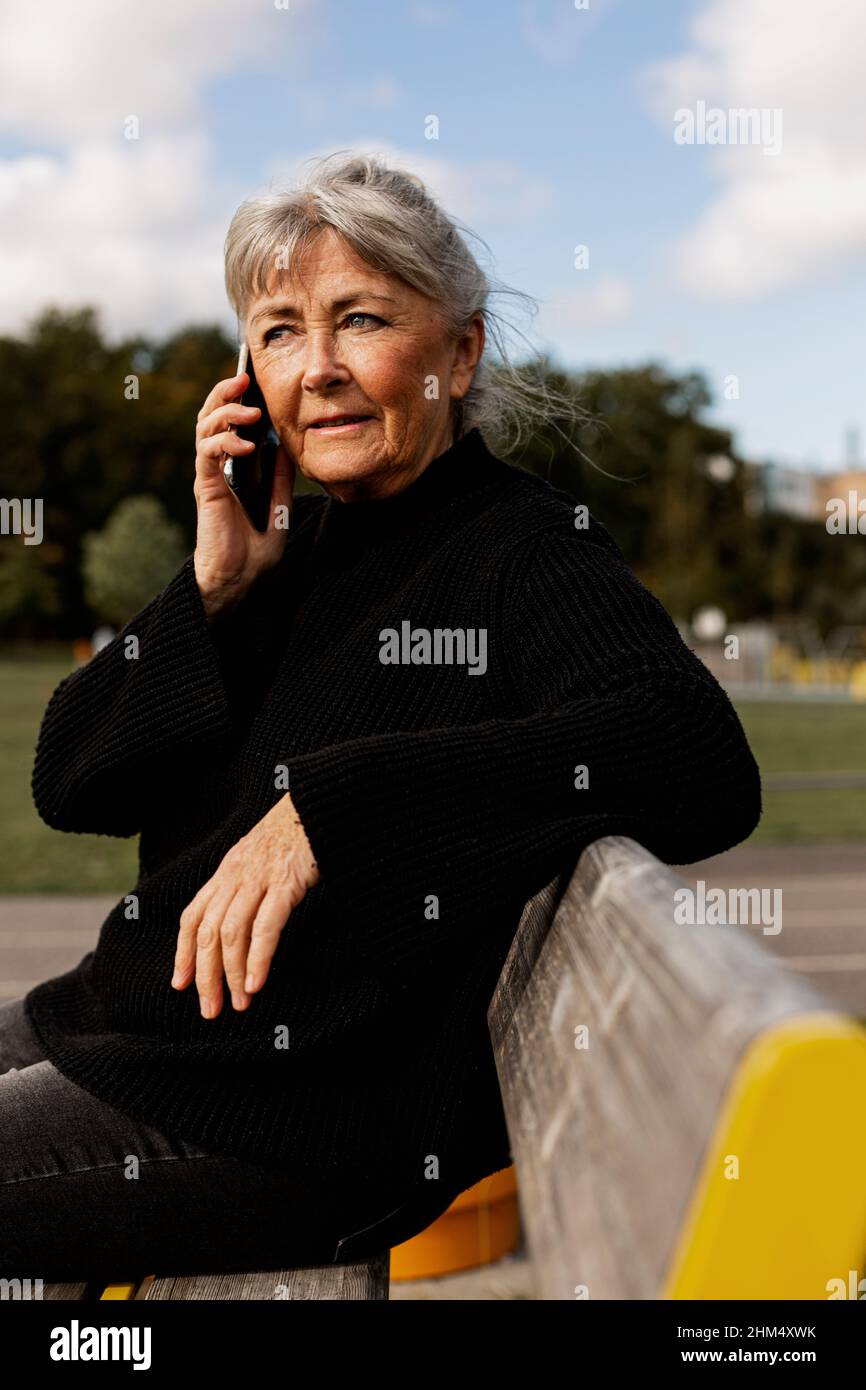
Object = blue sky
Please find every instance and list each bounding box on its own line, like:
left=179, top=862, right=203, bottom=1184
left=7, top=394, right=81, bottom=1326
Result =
left=1, top=0, right=863, bottom=470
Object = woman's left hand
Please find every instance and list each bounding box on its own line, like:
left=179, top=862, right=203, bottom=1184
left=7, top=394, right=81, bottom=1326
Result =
left=171, top=792, right=320, bottom=1018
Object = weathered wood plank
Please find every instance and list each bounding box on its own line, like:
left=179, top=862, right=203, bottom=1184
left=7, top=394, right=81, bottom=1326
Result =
left=489, top=834, right=843, bottom=1301
left=139, top=1254, right=390, bottom=1301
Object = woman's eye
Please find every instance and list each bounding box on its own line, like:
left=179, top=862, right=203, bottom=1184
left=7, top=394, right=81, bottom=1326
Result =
left=344, top=312, right=384, bottom=329
left=264, top=313, right=384, bottom=342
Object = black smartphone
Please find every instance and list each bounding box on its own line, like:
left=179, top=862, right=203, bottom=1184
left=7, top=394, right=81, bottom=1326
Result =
left=222, top=341, right=279, bottom=532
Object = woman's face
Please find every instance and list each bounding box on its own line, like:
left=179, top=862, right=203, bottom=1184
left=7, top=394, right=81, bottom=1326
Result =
left=245, top=227, right=484, bottom=502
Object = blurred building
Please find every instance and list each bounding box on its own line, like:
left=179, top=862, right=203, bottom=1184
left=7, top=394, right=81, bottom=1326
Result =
left=692, top=621, right=866, bottom=700
left=746, top=429, right=866, bottom=523
left=751, top=461, right=821, bottom=520
left=813, top=471, right=866, bottom=527
left=692, top=623, right=777, bottom=688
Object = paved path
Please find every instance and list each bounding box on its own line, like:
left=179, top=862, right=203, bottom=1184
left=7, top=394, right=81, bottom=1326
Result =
left=0, top=894, right=115, bottom=1002
left=680, top=842, right=866, bottom=1017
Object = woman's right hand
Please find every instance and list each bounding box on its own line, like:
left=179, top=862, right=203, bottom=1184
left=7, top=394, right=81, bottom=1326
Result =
left=193, top=371, right=295, bottom=621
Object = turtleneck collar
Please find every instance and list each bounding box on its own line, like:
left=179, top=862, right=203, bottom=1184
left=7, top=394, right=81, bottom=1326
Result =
left=309, top=426, right=507, bottom=552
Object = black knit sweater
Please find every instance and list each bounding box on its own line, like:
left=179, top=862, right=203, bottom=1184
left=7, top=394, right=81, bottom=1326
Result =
left=26, top=425, right=761, bottom=1236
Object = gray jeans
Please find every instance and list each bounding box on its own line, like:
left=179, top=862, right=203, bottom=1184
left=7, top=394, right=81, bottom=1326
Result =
left=0, top=996, right=419, bottom=1282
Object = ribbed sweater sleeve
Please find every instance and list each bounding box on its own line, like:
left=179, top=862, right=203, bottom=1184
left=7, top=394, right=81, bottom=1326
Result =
left=31, top=554, right=235, bottom=836
left=286, top=523, right=762, bottom=971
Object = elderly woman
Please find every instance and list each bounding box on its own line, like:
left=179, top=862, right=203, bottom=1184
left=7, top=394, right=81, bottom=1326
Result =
left=0, top=153, right=761, bottom=1280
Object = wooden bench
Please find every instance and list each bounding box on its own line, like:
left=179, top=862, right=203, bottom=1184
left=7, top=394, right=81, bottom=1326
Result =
left=39, top=1260, right=390, bottom=1303
left=490, top=835, right=866, bottom=1299
left=40, top=834, right=866, bottom=1300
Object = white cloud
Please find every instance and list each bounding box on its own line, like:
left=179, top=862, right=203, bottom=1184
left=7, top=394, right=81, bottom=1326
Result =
left=262, top=142, right=555, bottom=226
left=0, top=134, right=231, bottom=337
left=0, top=0, right=315, bottom=337
left=0, top=1, right=553, bottom=342
left=0, top=0, right=285, bottom=143
left=642, top=0, right=866, bottom=300
left=539, top=276, right=632, bottom=332
left=429, top=155, right=555, bottom=223
left=1, top=131, right=557, bottom=339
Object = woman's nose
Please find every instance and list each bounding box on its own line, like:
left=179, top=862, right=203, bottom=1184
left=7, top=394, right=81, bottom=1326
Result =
left=300, top=333, right=351, bottom=390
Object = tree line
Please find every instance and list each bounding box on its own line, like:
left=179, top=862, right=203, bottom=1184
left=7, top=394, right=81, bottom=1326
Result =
left=0, top=305, right=861, bottom=640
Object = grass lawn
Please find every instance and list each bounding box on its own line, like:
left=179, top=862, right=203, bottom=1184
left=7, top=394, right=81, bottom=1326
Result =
left=1, top=658, right=139, bottom=893
left=0, top=659, right=864, bottom=892
left=736, top=700, right=866, bottom=845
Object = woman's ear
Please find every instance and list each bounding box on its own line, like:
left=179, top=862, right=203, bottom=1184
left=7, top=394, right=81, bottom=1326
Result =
left=450, top=312, right=485, bottom=399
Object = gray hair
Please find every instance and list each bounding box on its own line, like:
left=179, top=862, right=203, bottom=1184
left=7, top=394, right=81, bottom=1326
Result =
left=223, top=150, right=588, bottom=460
